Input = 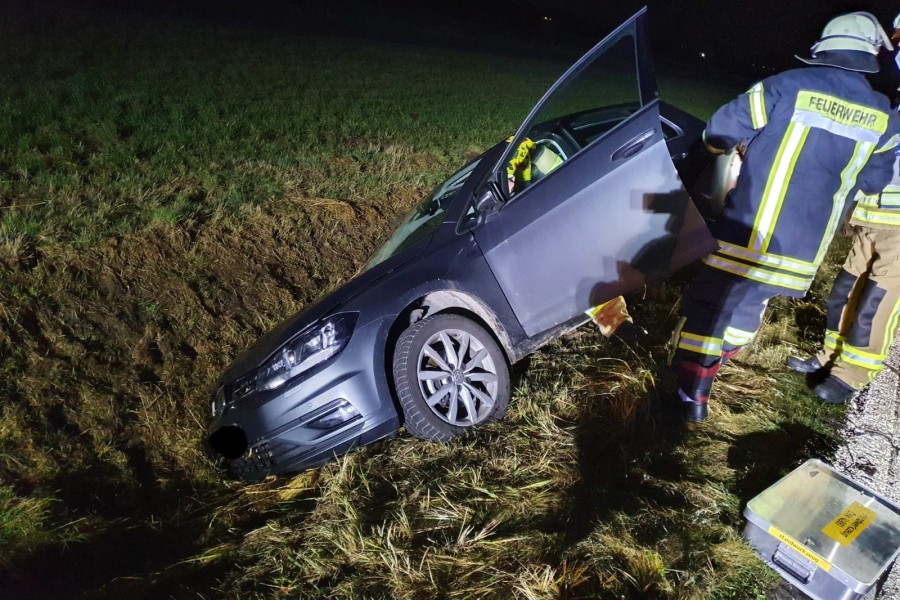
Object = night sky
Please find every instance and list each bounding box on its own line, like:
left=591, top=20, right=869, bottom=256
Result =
left=14, top=0, right=900, bottom=89
left=379, top=0, right=900, bottom=84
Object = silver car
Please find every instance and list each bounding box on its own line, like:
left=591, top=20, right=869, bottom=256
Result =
left=207, top=8, right=717, bottom=479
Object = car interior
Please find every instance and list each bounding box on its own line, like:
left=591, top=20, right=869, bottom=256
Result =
left=510, top=104, right=685, bottom=198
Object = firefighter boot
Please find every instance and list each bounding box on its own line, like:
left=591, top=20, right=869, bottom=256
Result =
left=678, top=388, right=708, bottom=422
left=813, top=375, right=858, bottom=404
left=668, top=355, right=718, bottom=423
left=786, top=355, right=827, bottom=374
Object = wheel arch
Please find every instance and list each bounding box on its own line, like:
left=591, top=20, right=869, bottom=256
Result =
left=403, top=290, right=515, bottom=360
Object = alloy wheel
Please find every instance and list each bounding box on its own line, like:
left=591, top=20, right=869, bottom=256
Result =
left=415, top=328, right=499, bottom=426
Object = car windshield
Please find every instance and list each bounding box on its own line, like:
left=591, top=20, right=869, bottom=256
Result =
left=366, top=158, right=481, bottom=269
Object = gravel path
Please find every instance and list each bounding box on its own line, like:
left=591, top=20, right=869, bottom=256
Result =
left=832, top=341, right=900, bottom=599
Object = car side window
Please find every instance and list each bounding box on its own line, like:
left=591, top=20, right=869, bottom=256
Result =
left=505, top=32, right=641, bottom=199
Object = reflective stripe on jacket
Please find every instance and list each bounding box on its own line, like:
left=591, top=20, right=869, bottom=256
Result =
left=852, top=142, right=900, bottom=228
left=702, top=67, right=900, bottom=295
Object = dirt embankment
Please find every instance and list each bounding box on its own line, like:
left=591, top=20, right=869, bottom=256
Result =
left=0, top=193, right=398, bottom=596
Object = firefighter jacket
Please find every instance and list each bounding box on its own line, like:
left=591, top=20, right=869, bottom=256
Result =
left=506, top=137, right=564, bottom=193
left=507, top=137, right=536, bottom=184
left=851, top=143, right=900, bottom=228
left=702, top=66, right=900, bottom=296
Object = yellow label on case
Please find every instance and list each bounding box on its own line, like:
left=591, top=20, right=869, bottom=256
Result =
left=822, top=502, right=877, bottom=546
left=768, top=525, right=832, bottom=572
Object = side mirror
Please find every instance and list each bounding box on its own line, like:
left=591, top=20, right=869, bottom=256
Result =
left=475, top=181, right=503, bottom=214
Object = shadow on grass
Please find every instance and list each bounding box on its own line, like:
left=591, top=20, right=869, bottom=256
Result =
left=0, top=446, right=317, bottom=600
left=4, top=518, right=226, bottom=600
left=727, top=421, right=840, bottom=508
left=556, top=368, right=690, bottom=550
left=791, top=301, right=828, bottom=346
left=548, top=317, right=842, bottom=587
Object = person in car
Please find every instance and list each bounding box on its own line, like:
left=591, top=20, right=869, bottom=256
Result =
left=507, top=137, right=647, bottom=342
left=786, top=13, right=900, bottom=405
left=668, top=12, right=900, bottom=422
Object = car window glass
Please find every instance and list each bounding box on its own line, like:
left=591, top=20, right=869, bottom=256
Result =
left=506, top=33, right=640, bottom=198
left=366, top=159, right=481, bottom=269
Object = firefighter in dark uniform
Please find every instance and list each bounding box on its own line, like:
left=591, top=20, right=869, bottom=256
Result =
left=669, top=12, right=900, bottom=421
left=787, top=14, right=900, bottom=404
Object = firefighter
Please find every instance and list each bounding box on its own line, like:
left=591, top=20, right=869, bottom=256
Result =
left=669, top=12, right=900, bottom=421
left=786, top=14, right=900, bottom=404
left=506, top=137, right=646, bottom=341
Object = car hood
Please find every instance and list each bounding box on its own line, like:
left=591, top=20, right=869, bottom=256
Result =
left=219, top=239, right=425, bottom=385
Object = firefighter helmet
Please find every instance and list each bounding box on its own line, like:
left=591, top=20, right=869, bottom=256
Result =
left=797, top=12, right=893, bottom=73
left=893, top=12, right=900, bottom=72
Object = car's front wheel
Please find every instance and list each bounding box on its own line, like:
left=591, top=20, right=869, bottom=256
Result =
left=393, top=314, right=509, bottom=442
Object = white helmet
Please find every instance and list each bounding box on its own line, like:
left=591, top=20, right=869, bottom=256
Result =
left=893, top=12, right=900, bottom=71
left=812, top=12, right=893, bottom=55
left=797, top=12, right=893, bottom=73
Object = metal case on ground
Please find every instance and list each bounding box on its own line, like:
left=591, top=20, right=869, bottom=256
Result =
left=743, top=459, right=900, bottom=600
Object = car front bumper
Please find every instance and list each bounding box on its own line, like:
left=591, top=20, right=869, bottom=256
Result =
left=207, top=319, right=400, bottom=480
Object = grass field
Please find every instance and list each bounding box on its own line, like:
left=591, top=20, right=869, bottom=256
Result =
left=0, top=7, right=853, bottom=599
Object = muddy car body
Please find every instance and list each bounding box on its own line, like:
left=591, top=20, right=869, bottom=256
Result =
left=207, top=9, right=718, bottom=479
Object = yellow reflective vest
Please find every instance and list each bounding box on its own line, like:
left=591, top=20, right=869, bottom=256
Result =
left=852, top=145, right=900, bottom=228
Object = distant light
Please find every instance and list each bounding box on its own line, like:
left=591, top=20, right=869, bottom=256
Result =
left=542, top=16, right=552, bottom=21
left=699, top=52, right=707, bottom=59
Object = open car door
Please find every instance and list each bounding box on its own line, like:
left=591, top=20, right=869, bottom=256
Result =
left=472, top=8, right=717, bottom=338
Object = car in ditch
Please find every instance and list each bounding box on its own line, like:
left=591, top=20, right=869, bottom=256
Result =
left=207, top=8, right=719, bottom=479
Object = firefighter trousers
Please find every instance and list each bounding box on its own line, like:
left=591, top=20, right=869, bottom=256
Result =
left=670, top=265, right=779, bottom=405
left=816, top=226, right=900, bottom=389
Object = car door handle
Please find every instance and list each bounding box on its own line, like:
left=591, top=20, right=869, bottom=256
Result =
left=611, top=129, right=655, bottom=161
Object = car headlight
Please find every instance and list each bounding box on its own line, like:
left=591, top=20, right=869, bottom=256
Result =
left=230, top=313, right=357, bottom=401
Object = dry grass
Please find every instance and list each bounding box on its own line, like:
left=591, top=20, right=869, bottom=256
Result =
left=0, top=6, right=845, bottom=600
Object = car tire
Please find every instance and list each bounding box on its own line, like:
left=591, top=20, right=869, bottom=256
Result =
left=393, top=313, right=509, bottom=442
